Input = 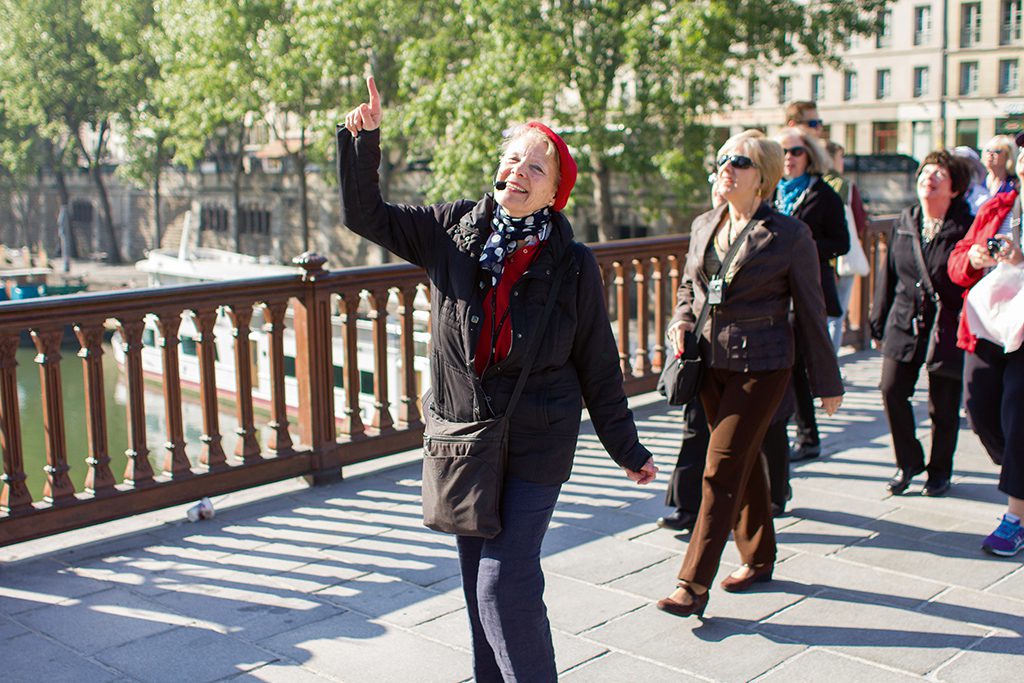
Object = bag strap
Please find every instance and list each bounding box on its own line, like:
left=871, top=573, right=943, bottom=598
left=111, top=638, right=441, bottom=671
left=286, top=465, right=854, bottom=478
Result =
left=502, top=245, right=573, bottom=417
left=906, top=219, right=939, bottom=303
left=690, top=213, right=761, bottom=340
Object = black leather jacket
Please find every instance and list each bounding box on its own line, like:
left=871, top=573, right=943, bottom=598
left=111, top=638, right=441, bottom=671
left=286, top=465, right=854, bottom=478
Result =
left=336, top=127, right=651, bottom=484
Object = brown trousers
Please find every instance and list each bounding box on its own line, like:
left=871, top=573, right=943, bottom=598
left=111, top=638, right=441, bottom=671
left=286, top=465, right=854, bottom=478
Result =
left=677, top=366, right=792, bottom=588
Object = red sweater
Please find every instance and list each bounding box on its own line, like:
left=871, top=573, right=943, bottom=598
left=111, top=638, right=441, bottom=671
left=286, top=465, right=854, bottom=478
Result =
left=947, top=190, right=1019, bottom=353
left=474, top=242, right=544, bottom=376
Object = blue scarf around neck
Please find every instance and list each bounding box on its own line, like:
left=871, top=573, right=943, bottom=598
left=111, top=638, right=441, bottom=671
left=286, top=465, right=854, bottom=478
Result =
left=479, top=204, right=551, bottom=287
left=775, top=173, right=812, bottom=216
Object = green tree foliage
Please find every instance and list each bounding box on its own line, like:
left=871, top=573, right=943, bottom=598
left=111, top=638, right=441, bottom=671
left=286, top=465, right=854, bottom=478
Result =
left=399, top=0, right=887, bottom=241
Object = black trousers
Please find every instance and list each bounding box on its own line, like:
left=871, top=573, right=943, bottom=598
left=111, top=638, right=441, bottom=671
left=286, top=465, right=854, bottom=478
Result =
left=964, top=340, right=1024, bottom=499
left=666, top=399, right=790, bottom=513
left=879, top=354, right=963, bottom=480
left=791, top=348, right=820, bottom=449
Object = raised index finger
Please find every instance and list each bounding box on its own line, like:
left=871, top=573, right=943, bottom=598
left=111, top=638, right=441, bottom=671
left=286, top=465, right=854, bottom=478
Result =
left=367, top=76, right=381, bottom=113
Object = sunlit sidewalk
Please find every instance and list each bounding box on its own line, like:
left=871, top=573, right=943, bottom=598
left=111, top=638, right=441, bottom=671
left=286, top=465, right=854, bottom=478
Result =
left=1, top=349, right=1021, bottom=682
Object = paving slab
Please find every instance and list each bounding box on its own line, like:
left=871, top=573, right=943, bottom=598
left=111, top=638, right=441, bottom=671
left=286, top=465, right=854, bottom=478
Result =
left=933, top=638, right=1024, bottom=682
left=3, top=632, right=120, bottom=682
left=561, top=651, right=704, bottom=682
left=95, top=626, right=279, bottom=683
left=756, top=648, right=927, bottom=682
left=758, top=589, right=989, bottom=675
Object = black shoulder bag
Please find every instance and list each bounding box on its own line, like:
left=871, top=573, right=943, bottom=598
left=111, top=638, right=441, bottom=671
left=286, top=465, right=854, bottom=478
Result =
left=658, top=217, right=758, bottom=405
left=906, top=225, right=962, bottom=379
left=421, top=247, right=573, bottom=538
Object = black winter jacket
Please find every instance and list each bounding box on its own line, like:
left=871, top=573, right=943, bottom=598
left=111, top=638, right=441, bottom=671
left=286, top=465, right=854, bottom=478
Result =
left=337, top=127, right=651, bottom=484
left=870, top=199, right=971, bottom=375
left=773, top=175, right=850, bottom=317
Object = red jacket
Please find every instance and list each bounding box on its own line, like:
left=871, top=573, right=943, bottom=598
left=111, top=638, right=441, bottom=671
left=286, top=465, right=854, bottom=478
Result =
left=947, top=190, right=1019, bottom=353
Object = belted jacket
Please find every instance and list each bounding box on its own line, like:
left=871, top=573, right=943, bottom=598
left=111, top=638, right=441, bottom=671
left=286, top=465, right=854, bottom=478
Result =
left=336, top=127, right=651, bottom=484
left=669, top=202, right=843, bottom=398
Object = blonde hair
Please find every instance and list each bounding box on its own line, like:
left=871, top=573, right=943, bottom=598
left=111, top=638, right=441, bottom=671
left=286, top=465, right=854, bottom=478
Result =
left=985, top=135, right=1019, bottom=176
left=774, top=126, right=831, bottom=176
left=718, top=130, right=784, bottom=198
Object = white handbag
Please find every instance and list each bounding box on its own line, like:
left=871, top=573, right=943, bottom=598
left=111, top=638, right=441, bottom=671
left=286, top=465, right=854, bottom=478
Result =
left=836, top=203, right=870, bottom=277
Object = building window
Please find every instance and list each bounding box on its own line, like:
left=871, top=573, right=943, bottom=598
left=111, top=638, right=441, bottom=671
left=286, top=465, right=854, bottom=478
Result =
left=844, top=124, right=857, bottom=154
left=959, top=61, right=979, bottom=95
left=778, top=76, right=791, bottom=105
left=961, top=3, right=982, bottom=47
left=747, top=76, right=759, bottom=106
left=912, top=121, right=933, bottom=162
left=956, top=119, right=980, bottom=148
left=1003, top=0, right=1023, bottom=44
left=913, top=66, right=930, bottom=97
left=1000, top=59, right=1020, bottom=93
left=239, top=204, right=271, bottom=235
left=914, top=5, right=933, bottom=45
left=811, top=73, right=825, bottom=102
left=843, top=71, right=858, bottom=101
left=873, top=122, right=899, bottom=153
left=200, top=204, right=229, bottom=232
left=876, top=69, right=892, bottom=99
left=876, top=9, right=893, bottom=48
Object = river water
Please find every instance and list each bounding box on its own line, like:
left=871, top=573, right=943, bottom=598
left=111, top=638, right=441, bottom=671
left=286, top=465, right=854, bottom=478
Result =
left=13, top=344, right=258, bottom=501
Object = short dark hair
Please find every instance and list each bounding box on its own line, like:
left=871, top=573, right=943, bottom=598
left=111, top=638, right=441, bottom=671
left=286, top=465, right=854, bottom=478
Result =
left=785, top=100, right=818, bottom=124
left=917, top=150, right=971, bottom=197
left=825, top=141, right=844, bottom=158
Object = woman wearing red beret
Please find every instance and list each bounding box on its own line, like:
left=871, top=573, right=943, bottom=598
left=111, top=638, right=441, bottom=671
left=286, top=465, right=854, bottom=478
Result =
left=338, top=77, right=657, bottom=681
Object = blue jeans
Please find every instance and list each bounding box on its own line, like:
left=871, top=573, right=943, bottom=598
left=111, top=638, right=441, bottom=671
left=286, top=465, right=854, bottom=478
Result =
left=456, top=475, right=562, bottom=682
left=828, top=275, right=855, bottom=353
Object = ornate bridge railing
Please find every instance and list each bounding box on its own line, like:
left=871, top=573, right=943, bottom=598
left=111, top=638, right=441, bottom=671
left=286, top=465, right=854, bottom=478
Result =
left=0, top=220, right=890, bottom=547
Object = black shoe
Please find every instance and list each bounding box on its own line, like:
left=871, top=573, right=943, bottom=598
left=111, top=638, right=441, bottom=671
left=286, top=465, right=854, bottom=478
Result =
left=886, top=466, right=925, bottom=495
left=923, top=477, right=951, bottom=497
left=790, top=443, right=821, bottom=462
left=657, top=510, right=698, bottom=531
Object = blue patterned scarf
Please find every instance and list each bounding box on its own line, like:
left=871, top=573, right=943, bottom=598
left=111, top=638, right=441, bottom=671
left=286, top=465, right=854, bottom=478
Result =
left=479, top=204, right=551, bottom=287
left=775, top=173, right=812, bottom=216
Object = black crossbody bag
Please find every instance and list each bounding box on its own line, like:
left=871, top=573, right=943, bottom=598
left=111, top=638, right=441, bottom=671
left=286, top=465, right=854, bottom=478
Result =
left=421, top=247, right=572, bottom=538
left=658, top=217, right=758, bottom=405
left=905, top=224, right=963, bottom=379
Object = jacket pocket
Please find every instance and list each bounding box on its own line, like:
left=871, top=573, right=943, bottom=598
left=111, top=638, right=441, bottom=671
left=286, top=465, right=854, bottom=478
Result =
left=725, top=317, right=791, bottom=368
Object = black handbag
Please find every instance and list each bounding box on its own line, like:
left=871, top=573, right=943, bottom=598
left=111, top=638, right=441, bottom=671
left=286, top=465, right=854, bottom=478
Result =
left=906, top=226, right=964, bottom=380
left=421, top=247, right=570, bottom=538
left=658, top=217, right=758, bottom=406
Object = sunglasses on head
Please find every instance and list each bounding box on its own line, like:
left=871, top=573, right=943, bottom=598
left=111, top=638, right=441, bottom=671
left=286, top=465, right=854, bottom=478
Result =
left=717, top=154, right=756, bottom=170
left=783, top=146, right=807, bottom=157
left=804, top=119, right=823, bottom=128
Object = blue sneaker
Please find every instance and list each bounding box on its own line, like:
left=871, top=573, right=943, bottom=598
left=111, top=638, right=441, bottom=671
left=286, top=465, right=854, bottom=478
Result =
left=982, top=514, right=1024, bottom=557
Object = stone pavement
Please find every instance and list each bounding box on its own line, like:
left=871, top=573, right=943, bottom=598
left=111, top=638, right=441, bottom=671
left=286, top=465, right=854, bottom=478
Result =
left=1, top=349, right=1022, bottom=682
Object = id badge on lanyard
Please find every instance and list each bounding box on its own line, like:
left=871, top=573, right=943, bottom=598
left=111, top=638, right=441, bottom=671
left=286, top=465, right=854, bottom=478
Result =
left=707, top=277, right=724, bottom=306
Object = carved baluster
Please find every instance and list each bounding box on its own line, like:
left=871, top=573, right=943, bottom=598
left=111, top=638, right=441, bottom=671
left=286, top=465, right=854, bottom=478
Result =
left=651, top=257, right=667, bottom=372
left=395, top=285, right=421, bottom=426
left=668, top=254, right=681, bottom=309
left=338, top=291, right=365, bottom=438
left=227, top=304, right=261, bottom=462
left=192, top=308, right=227, bottom=471
left=31, top=328, right=75, bottom=504
left=154, top=313, right=191, bottom=478
left=0, top=333, right=32, bottom=515
left=73, top=323, right=116, bottom=496
left=612, top=261, right=633, bottom=377
left=261, top=300, right=294, bottom=455
left=632, top=258, right=649, bottom=377
left=365, top=289, right=394, bottom=432
left=116, top=319, right=155, bottom=488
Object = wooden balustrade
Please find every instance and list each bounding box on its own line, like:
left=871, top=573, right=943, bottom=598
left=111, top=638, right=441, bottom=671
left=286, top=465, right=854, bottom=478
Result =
left=0, top=223, right=888, bottom=546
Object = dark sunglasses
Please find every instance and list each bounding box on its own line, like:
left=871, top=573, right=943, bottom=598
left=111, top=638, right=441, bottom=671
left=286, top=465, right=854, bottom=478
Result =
left=783, top=146, right=807, bottom=157
left=717, top=154, right=757, bottom=170
left=804, top=119, right=824, bottom=128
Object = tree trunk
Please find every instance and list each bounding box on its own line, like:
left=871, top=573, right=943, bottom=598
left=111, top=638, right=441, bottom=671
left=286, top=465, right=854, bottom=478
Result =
left=296, top=126, right=309, bottom=254
left=231, top=123, right=246, bottom=254
left=591, top=158, right=616, bottom=243
left=74, top=121, right=122, bottom=263
left=45, top=141, right=73, bottom=257
left=152, top=137, right=163, bottom=250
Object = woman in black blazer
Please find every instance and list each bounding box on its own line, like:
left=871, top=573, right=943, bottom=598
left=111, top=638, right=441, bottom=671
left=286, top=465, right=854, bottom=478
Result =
left=870, top=150, right=972, bottom=497
left=772, top=127, right=849, bottom=462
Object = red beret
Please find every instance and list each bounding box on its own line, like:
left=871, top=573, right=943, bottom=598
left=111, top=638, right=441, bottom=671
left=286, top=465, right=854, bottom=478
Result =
left=526, top=121, right=577, bottom=212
